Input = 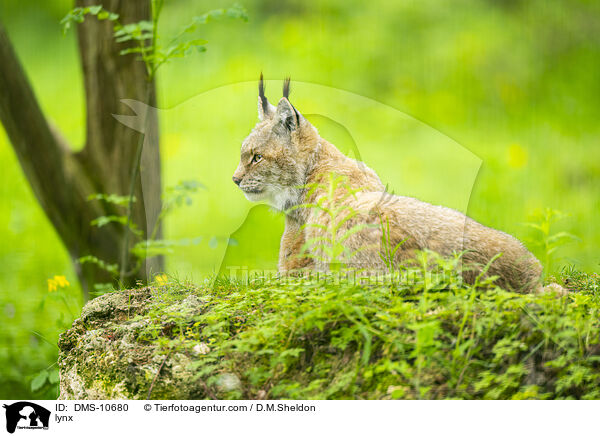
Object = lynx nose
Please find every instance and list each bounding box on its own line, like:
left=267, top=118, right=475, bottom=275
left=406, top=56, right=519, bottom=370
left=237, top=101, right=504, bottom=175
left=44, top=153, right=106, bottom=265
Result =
left=232, top=176, right=242, bottom=186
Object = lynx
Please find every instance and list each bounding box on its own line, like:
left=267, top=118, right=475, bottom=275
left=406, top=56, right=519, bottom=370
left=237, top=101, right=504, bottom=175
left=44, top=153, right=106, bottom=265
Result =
left=233, top=76, right=551, bottom=293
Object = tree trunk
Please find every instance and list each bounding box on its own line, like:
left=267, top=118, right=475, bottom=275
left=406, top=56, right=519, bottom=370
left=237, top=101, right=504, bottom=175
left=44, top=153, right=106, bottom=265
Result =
left=0, top=0, right=162, bottom=300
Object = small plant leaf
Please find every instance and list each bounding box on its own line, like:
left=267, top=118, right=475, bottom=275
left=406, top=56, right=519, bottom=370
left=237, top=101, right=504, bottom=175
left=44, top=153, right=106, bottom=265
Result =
left=31, top=370, right=48, bottom=392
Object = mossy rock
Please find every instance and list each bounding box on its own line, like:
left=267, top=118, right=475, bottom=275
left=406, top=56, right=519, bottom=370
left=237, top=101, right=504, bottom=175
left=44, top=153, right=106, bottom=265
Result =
left=58, top=269, right=600, bottom=400
left=58, top=288, right=208, bottom=399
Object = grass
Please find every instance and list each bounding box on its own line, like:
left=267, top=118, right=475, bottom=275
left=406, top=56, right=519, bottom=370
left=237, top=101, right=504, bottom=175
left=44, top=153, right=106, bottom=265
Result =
left=108, top=261, right=600, bottom=400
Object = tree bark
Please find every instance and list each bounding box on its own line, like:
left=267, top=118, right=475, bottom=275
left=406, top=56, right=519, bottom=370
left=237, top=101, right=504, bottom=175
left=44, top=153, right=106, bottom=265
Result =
left=0, top=0, right=162, bottom=300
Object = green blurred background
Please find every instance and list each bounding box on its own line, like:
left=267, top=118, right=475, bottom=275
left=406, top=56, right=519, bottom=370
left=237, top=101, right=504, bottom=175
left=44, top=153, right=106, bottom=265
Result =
left=1, top=0, right=599, bottom=399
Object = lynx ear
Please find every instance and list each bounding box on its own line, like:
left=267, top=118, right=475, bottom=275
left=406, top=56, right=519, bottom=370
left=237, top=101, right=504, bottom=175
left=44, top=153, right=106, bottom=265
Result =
left=274, top=98, right=299, bottom=134
left=258, top=73, right=275, bottom=121
left=258, top=97, right=275, bottom=121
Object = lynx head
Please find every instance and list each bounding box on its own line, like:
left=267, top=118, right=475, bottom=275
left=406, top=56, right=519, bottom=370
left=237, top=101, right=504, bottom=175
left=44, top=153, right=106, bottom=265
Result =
left=232, top=75, right=320, bottom=211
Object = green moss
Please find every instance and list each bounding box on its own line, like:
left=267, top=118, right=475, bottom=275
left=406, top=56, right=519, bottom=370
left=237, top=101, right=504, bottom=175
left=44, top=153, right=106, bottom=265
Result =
left=59, top=264, right=600, bottom=399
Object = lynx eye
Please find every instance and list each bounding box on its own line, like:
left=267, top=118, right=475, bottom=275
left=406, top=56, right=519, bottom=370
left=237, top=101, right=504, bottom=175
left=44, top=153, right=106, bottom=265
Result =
left=251, top=154, right=263, bottom=164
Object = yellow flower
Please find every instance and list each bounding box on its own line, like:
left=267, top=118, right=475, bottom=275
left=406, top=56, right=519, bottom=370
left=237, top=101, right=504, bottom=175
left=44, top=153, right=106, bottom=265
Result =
left=155, top=274, right=168, bottom=285
left=54, top=275, right=70, bottom=287
left=47, top=275, right=70, bottom=292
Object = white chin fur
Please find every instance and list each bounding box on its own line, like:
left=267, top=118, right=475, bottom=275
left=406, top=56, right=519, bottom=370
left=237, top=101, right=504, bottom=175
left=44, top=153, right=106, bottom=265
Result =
left=243, top=191, right=267, bottom=202
left=244, top=187, right=295, bottom=212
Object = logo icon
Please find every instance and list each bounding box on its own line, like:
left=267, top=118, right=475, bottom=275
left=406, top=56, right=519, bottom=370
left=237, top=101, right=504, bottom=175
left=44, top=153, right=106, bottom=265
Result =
left=2, top=402, right=50, bottom=434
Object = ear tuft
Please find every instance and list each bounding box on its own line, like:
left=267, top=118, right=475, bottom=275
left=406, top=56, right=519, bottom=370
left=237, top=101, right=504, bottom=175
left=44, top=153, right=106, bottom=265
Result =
left=259, top=73, right=268, bottom=113
left=258, top=73, right=275, bottom=121
left=283, top=77, right=291, bottom=99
